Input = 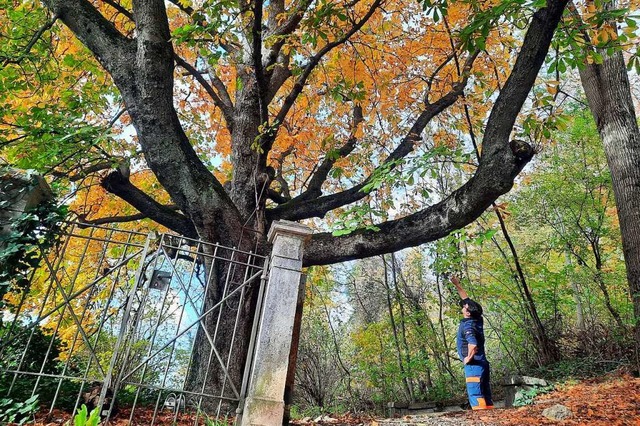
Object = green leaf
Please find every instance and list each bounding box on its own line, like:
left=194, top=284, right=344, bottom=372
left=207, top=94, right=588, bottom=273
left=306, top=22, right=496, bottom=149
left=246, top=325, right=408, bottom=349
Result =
left=74, top=405, right=89, bottom=426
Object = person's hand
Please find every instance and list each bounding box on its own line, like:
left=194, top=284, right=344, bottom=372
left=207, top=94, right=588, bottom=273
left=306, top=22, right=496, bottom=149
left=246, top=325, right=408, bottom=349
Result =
left=451, top=275, right=461, bottom=287
left=463, top=355, right=473, bottom=365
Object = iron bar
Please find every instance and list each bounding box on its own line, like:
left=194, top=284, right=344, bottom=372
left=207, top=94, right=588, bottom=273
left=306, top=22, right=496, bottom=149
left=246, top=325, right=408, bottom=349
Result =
left=127, top=233, right=168, bottom=424
left=118, top=270, right=263, bottom=390
left=0, top=248, right=145, bottom=352
left=1, top=222, right=270, bottom=425
left=40, top=254, right=108, bottom=379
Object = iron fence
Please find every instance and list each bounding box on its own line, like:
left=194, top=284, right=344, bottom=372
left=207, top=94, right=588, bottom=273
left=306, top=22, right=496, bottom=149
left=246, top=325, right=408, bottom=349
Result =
left=0, top=222, right=268, bottom=425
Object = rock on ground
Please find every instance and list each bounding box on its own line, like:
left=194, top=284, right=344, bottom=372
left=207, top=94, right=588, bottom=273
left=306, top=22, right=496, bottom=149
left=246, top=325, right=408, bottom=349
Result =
left=541, top=404, right=573, bottom=420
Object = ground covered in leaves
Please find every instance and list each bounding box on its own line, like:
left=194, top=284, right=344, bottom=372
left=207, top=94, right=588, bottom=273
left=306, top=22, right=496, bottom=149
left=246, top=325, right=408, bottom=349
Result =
left=25, top=370, right=640, bottom=425
left=471, top=370, right=640, bottom=426
left=293, top=370, right=640, bottom=426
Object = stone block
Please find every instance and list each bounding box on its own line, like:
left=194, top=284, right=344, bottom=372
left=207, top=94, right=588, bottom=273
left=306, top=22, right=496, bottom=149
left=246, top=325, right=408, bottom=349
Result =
left=0, top=168, right=52, bottom=239
left=502, top=375, right=550, bottom=407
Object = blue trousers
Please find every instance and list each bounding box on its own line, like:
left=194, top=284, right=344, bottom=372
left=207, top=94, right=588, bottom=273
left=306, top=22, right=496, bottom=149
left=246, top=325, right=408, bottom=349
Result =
left=464, top=361, right=493, bottom=409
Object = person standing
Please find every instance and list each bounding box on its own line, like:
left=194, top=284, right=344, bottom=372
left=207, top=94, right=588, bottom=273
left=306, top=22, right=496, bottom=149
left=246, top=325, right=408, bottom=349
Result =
left=451, top=275, right=494, bottom=410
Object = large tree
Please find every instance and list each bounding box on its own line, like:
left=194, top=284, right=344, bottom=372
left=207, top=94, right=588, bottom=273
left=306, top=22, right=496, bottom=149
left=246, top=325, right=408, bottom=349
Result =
left=4, top=0, right=568, bottom=395
left=562, top=0, right=640, bottom=351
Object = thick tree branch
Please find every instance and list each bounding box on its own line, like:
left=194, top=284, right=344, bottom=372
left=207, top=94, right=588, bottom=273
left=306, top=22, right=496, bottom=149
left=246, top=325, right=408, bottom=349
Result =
left=51, top=161, right=115, bottom=182
left=43, top=0, right=135, bottom=79
left=267, top=188, right=289, bottom=204
left=263, top=0, right=313, bottom=95
left=101, top=170, right=198, bottom=238
left=566, top=1, right=593, bottom=45
left=303, top=0, right=568, bottom=266
left=272, top=146, right=294, bottom=202
left=295, top=136, right=359, bottom=203
left=167, top=0, right=194, bottom=15
left=103, top=0, right=133, bottom=20
left=207, top=69, right=235, bottom=113
left=46, top=0, right=244, bottom=243
left=252, top=0, right=269, bottom=125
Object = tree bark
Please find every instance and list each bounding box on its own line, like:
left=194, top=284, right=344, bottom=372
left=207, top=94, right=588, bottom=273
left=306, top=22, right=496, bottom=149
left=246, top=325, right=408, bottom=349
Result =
left=579, top=48, right=640, bottom=348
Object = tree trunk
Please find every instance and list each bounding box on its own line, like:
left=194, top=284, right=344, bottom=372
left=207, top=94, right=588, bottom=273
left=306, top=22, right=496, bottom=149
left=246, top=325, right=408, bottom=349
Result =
left=184, top=239, right=266, bottom=411
left=564, top=250, right=585, bottom=330
left=590, top=239, right=625, bottom=329
left=494, top=208, right=559, bottom=364
left=382, top=255, right=413, bottom=402
left=579, top=50, right=640, bottom=348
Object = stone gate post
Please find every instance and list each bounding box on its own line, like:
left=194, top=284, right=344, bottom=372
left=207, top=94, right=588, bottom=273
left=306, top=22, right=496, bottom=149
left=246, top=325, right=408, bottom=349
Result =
left=240, top=220, right=312, bottom=426
left=0, top=168, right=52, bottom=241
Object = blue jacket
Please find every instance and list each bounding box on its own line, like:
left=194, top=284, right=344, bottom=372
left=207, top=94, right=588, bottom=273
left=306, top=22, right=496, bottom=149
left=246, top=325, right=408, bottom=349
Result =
left=456, top=316, right=487, bottom=363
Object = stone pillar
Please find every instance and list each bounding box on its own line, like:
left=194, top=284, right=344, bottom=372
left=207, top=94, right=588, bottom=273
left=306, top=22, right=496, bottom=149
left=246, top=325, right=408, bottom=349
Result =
left=240, top=220, right=312, bottom=426
left=0, top=168, right=52, bottom=239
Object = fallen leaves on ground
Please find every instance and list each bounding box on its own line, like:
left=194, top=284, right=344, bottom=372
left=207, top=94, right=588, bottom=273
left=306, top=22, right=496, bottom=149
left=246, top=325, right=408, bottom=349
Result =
left=23, top=370, right=640, bottom=425
left=31, top=408, right=223, bottom=425
left=462, top=370, right=640, bottom=426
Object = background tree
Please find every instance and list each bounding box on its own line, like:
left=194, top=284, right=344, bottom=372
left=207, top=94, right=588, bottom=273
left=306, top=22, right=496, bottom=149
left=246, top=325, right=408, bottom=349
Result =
left=560, top=0, right=640, bottom=352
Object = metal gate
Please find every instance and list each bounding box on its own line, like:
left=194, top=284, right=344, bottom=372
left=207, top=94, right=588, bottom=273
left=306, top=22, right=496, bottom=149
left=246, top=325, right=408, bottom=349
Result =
left=0, top=222, right=268, bottom=425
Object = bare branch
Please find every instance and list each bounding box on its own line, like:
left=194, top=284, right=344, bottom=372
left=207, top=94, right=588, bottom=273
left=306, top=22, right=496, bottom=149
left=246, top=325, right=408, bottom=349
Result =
left=270, top=52, right=478, bottom=221
left=77, top=212, right=147, bottom=225
left=175, top=54, right=235, bottom=131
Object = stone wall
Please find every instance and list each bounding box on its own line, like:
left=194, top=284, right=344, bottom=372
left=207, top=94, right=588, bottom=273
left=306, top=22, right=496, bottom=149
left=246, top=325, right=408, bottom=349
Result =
left=0, top=168, right=52, bottom=239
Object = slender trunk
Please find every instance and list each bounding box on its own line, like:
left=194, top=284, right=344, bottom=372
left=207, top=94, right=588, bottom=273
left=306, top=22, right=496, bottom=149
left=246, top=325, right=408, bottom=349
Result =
left=435, top=272, right=457, bottom=385
left=591, top=240, right=625, bottom=329
left=494, top=209, right=559, bottom=364
left=564, top=250, right=585, bottom=330
left=459, top=59, right=557, bottom=364
left=396, top=258, right=434, bottom=392
left=390, top=253, right=416, bottom=399
left=382, top=255, right=413, bottom=402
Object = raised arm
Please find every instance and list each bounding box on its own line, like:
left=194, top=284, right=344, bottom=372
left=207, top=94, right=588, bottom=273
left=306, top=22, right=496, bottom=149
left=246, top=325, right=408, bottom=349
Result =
left=451, top=275, right=469, bottom=300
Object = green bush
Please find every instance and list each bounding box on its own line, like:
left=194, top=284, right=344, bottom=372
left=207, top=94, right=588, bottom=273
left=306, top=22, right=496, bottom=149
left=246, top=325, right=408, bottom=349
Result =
left=513, top=384, right=554, bottom=407
left=0, top=395, right=39, bottom=425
